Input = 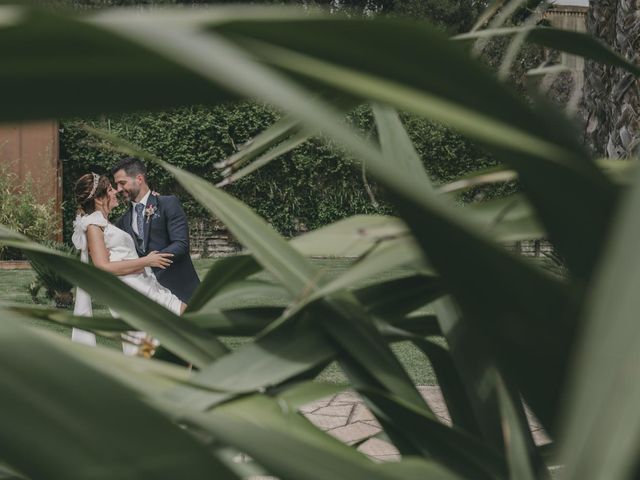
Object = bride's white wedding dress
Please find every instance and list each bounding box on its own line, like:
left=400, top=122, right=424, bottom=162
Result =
left=71, top=211, right=181, bottom=353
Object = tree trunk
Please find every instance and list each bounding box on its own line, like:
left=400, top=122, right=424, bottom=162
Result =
left=583, top=0, right=640, bottom=158
left=607, top=0, right=640, bottom=158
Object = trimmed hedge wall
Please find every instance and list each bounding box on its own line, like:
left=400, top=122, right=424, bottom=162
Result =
left=60, top=102, right=497, bottom=242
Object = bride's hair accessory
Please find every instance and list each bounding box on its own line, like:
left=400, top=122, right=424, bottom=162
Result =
left=75, top=172, right=107, bottom=216
left=87, top=173, right=100, bottom=200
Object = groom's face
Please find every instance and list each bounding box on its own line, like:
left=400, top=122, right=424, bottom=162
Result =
left=113, top=169, right=143, bottom=202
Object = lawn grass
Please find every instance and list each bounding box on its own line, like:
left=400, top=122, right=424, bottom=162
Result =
left=0, top=257, right=439, bottom=385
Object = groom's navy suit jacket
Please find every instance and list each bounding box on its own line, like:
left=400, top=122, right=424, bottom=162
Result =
left=115, top=193, right=199, bottom=304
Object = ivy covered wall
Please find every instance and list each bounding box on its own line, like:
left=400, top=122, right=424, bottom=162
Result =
left=60, top=102, right=496, bottom=243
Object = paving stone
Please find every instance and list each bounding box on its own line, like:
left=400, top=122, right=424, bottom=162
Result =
left=286, top=385, right=551, bottom=469
left=435, top=413, right=452, bottom=426
left=525, top=407, right=543, bottom=431
left=330, top=390, right=361, bottom=405
left=328, top=421, right=380, bottom=444
left=299, top=397, right=333, bottom=414
left=363, top=419, right=381, bottom=428
left=304, top=413, right=349, bottom=430
left=533, top=430, right=551, bottom=446
left=418, top=386, right=448, bottom=414
left=314, top=404, right=354, bottom=417
left=357, top=437, right=400, bottom=457
left=351, top=403, right=376, bottom=423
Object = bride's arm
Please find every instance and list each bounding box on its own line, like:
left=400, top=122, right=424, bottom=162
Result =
left=86, top=225, right=172, bottom=276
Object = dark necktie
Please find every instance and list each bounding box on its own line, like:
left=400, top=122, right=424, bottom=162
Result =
left=135, top=203, right=145, bottom=248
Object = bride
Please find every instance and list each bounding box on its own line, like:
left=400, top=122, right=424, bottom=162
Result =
left=71, top=172, right=186, bottom=355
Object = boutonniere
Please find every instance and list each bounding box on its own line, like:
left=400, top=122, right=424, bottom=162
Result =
left=144, top=204, right=158, bottom=223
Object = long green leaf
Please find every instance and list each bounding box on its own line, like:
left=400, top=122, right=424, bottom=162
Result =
left=353, top=274, right=442, bottom=318
left=183, top=405, right=392, bottom=480
left=455, top=26, right=640, bottom=78
left=465, top=195, right=546, bottom=243
left=494, top=376, right=542, bottom=480
left=185, top=307, right=283, bottom=336
left=0, top=309, right=238, bottom=480
left=197, top=279, right=291, bottom=310
left=187, top=254, right=261, bottom=313
left=215, top=114, right=301, bottom=171
left=0, top=7, right=240, bottom=122
left=380, top=322, right=483, bottom=437
left=218, top=128, right=311, bottom=187
left=190, top=318, right=333, bottom=394
left=313, top=236, right=426, bottom=297
left=3, top=303, right=128, bottom=331
left=432, top=297, right=505, bottom=449
left=411, top=337, right=483, bottom=436
left=559, top=166, right=640, bottom=479
left=373, top=103, right=432, bottom=187
left=437, top=165, right=517, bottom=194
left=290, top=214, right=409, bottom=258
left=363, top=389, right=507, bottom=479
left=377, top=458, right=464, bottom=480
left=275, top=381, right=344, bottom=411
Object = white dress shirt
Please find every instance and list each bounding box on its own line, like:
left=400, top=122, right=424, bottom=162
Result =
left=131, top=190, right=151, bottom=236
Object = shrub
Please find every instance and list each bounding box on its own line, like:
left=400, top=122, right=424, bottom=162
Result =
left=0, top=164, right=59, bottom=260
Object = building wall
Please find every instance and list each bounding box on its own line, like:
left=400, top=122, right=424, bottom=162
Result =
left=543, top=6, right=588, bottom=93
left=0, top=121, right=62, bottom=240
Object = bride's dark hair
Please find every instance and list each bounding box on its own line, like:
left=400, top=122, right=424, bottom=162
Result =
left=75, top=173, right=111, bottom=215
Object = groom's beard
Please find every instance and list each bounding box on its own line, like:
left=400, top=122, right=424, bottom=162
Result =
left=125, top=186, right=140, bottom=202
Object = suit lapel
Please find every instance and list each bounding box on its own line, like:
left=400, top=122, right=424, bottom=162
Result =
left=143, top=193, right=157, bottom=251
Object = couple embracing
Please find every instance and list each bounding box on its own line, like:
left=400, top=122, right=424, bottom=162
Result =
left=71, top=157, right=199, bottom=357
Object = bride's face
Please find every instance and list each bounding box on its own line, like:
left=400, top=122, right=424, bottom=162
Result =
left=105, top=184, right=119, bottom=213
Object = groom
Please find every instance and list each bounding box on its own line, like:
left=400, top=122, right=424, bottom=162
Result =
left=111, top=157, right=200, bottom=304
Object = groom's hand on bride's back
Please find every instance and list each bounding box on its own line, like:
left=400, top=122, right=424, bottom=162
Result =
left=145, top=251, right=174, bottom=269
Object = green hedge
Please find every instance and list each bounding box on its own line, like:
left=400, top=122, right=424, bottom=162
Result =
left=60, top=102, right=496, bottom=241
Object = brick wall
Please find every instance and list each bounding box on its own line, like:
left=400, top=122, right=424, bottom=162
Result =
left=189, top=218, right=553, bottom=259
left=189, top=219, right=241, bottom=258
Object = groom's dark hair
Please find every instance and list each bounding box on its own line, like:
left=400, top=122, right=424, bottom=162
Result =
left=111, top=156, right=147, bottom=181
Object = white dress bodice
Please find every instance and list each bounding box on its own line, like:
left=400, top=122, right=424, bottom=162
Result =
left=103, top=220, right=140, bottom=263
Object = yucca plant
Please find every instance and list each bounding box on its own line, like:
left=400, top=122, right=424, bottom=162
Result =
left=0, top=3, right=639, bottom=480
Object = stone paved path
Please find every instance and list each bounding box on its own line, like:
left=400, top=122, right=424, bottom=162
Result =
left=248, top=386, right=551, bottom=479
left=301, top=386, right=550, bottom=463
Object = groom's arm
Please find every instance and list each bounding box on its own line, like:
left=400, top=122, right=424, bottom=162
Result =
left=159, top=196, right=190, bottom=260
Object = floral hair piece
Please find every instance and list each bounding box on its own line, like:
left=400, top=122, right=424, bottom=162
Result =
left=87, top=173, right=100, bottom=200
